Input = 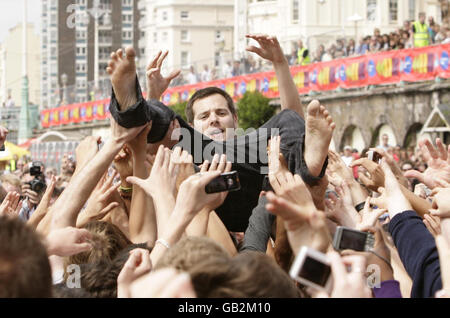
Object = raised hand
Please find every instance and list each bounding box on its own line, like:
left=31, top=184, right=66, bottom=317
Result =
left=127, top=145, right=179, bottom=200
left=435, top=235, right=450, bottom=298
left=328, top=251, right=373, bottom=298
left=246, top=34, right=287, bottom=65
left=77, top=172, right=120, bottom=227
left=351, top=158, right=385, bottom=192
left=171, top=147, right=195, bottom=190
left=265, top=191, right=331, bottom=254
left=379, top=158, right=413, bottom=218
left=324, top=184, right=359, bottom=229
left=404, top=138, right=450, bottom=189
left=423, top=214, right=441, bottom=237
left=174, top=170, right=224, bottom=216
left=75, top=136, right=102, bottom=174
left=356, top=198, right=387, bottom=231
left=0, top=191, right=22, bottom=217
left=46, top=227, right=93, bottom=257
left=117, top=248, right=152, bottom=298
left=146, top=51, right=181, bottom=100
left=430, top=187, right=450, bottom=218
left=328, top=150, right=355, bottom=182
left=114, top=145, right=134, bottom=182
left=368, top=147, right=409, bottom=188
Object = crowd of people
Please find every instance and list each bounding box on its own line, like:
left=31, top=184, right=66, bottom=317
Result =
left=291, top=12, right=450, bottom=66
left=1, top=31, right=450, bottom=301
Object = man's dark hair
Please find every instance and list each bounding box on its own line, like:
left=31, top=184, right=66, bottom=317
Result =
left=0, top=216, right=52, bottom=298
left=80, top=244, right=152, bottom=298
left=185, top=87, right=237, bottom=124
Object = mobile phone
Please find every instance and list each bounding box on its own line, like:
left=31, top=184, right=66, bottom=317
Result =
left=367, top=150, right=382, bottom=164
left=205, top=171, right=241, bottom=194
left=289, top=246, right=332, bottom=292
left=332, top=226, right=375, bottom=252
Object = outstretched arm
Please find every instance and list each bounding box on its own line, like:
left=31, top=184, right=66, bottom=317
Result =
left=50, top=119, right=147, bottom=230
left=246, top=35, right=303, bottom=118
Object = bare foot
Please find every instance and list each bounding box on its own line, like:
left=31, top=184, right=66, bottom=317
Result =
left=106, top=47, right=137, bottom=111
left=304, top=100, right=336, bottom=177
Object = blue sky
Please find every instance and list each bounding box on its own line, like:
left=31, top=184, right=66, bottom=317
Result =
left=0, top=0, right=41, bottom=43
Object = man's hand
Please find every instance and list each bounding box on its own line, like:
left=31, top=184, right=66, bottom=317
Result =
left=117, top=248, right=152, bottom=298
left=75, top=136, right=102, bottom=173
left=351, top=158, right=385, bottom=191
left=46, top=227, right=93, bottom=257
left=265, top=191, right=331, bottom=254
left=114, top=145, right=134, bottom=182
left=246, top=34, right=287, bottom=66
left=328, top=251, right=373, bottom=298
left=146, top=51, right=181, bottom=100
left=127, top=145, right=179, bottom=200
left=430, top=187, right=450, bottom=218
left=404, top=138, right=450, bottom=189
left=0, top=191, right=22, bottom=217
left=77, top=172, right=120, bottom=227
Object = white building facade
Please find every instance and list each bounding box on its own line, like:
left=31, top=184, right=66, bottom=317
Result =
left=137, top=0, right=234, bottom=84
left=235, top=0, right=442, bottom=60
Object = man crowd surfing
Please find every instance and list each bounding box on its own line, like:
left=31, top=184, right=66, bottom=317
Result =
left=0, top=32, right=449, bottom=299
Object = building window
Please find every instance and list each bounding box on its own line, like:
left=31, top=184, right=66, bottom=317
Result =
left=181, top=30, right=189, bottom=42
left=215, top=30, right=223, bottom=41
left=122, top=31, right=132, bottom=39
left=162, top=32, right=168, bottom=42
left=367, top=0, right=377, bottom=21
left=409, top=0, right=416, bottom=20
left=162, top=11, right=168, bottom=21
left=181, top=51, right=189, bottom=68
left=389, top=0, right=398, bottom=22
left=181, top=11, right=189, bottom=19
left=215, top=51, right=221, bottom=67
left=153, top=32, right=157, bottom=43
left=292, top=0, right=299, bottom=22
left=122, top=0, right=132, bottom=6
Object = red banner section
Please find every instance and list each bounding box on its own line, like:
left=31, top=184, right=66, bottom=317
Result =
left=41, top=44, right=450, bottom=128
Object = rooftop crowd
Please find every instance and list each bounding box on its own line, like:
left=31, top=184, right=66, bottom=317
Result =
left=0, top=19, right=450, bottom=299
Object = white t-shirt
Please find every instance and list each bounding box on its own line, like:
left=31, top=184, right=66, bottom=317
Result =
left=341, top=155, right=353, bottom=167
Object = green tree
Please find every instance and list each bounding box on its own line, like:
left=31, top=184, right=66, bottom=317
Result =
left=237, top=91, right=275, bottom=130
left=170, top=101, right=188, bottom=122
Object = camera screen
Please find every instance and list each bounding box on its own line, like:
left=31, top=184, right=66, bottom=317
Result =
left=339, top=229, right=367, bottom=251
left=298, top=256, right=331, bottom=287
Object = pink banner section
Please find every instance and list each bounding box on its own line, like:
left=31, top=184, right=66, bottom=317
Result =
left=42, top=44, right=450, bottom=128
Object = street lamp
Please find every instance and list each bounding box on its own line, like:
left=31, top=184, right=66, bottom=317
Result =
left=348, top=14, right=364, bottom=40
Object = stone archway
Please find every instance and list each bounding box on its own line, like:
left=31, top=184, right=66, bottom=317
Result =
left=340, top=125, right=366, bottom=153
left=371, top=124, right=397, bottom=148
left=403, top=123, right=423, bottom=149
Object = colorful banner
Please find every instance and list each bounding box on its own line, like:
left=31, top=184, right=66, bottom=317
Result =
left=41, top=44, right=450, bottom=128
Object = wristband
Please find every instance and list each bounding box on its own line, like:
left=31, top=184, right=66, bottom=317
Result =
left=355, top=202, right=366, bottom=212
left=119, top=186, right=133, bottom=193
left=156, top=239, right=171, bottom=250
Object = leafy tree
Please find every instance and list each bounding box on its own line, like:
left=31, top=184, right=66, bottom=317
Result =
left=237, top=92, right=275, bottom=130
left=170, top=101, right=188, bottom=122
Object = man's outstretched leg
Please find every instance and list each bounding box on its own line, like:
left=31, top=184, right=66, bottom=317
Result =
left=107, top=47, right=176, bottom=143
left=304, top=100, right=336, bottom=177
left=106, top=47, right=138, bottom=111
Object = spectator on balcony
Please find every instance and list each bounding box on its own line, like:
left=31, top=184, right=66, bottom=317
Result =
left=334, top=39, right=347, bottom=59
left=5, top=93, right=15, bottom=108
left=356, top=37, right=369, bottom=55
left=433, top=24, right=446, bottom=43
left=347, top=39, right=356, bottom=56
left=412, top=12, right=431, bottom=48
left=297, top=40, right=311, bottom=66
left=443, top=28, right=450, bottom=44
left=368, top=36, right=380, bottom=53
left=201, top=65, right=212, bottom=83
left=221, top=61, right=233, bottom=79
left=231, top=60, right=242, bottom=77
left=381, top=34, right=390, bottom=51
left=187, top=66, right=199, bottom=85
left=312, top=44, right=325, bottom=63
